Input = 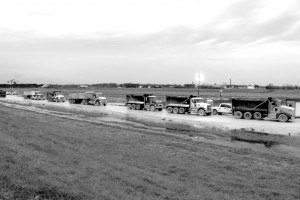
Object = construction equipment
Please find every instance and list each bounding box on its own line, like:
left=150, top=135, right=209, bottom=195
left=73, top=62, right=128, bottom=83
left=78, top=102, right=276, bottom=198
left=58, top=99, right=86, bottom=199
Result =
left=166, top=95, right=212, bottom=116
left=23, top=91, right=45, bottom=100
left=232, top=97, right=295, bottom=122
left=126, top=94, right=164, bottom=111
left=47, top=91, right=65, bottom=102
left=68, top=92, right=107, bottom=106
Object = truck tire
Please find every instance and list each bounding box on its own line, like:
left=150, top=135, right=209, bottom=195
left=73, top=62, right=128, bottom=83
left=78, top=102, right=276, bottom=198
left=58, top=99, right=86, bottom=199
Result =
left=81, top=100, right=87, bottom=105
left=173, top=107, right=179, bottom=114
left=198, top=109, right=205, bottom=116
left=179, top=107, right=185, bottom=114
left=278, top=114, right=288, bottom=122
left=95, top=101, right=100, bottom=106
left=234, top=111, right=243, bottom=119
left=131, top=104, right=136, bottom=110
left=136, top=104, right=141, bottom=110
left=126, top=104, right=132, bottom=109
left=166, top=107, right=173, bottom=113
left=213, top=109, right=218, bottom=115
left=150, top=105, right=156, bottom=112
left=253, top=112, right=262, bottom=120
left=244, top=112, right=252, bottom=120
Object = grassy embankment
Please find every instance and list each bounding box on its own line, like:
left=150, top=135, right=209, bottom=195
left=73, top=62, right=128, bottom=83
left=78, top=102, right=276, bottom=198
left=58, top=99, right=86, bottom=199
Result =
left=0, top=104, right=300, bottom=200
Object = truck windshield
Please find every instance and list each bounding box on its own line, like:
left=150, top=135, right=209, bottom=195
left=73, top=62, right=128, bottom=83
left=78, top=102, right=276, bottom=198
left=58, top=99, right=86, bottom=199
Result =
left=148, top=97, right=156, bottom=101
left=194, top=99, right=204, bottom=103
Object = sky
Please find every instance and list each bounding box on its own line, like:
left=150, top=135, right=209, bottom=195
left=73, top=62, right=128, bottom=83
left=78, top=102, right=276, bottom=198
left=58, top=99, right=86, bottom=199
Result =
left=0, top=0, right=300, bottom=85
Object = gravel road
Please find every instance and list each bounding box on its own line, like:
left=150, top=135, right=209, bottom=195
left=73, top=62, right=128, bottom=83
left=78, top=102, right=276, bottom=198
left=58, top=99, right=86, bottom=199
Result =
left=1, top=95, right=300, bottom=136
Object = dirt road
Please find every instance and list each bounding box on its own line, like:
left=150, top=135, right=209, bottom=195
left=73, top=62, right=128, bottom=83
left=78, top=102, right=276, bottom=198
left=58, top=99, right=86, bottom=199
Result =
left=1, top=95, right=300, bottom=136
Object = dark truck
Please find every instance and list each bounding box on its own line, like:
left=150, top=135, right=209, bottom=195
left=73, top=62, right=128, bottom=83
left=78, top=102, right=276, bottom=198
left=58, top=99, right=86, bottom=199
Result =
left=126, top=94, right=164, bottom=111
left=232, top=97, right=295, bottom=122
left=68, top=92, right=107, bottom=106
left=166, top=95, right=212, bottom=116
left=0, top=90, right=6, bottom=98
left=47, top=91, right=65, bottom=102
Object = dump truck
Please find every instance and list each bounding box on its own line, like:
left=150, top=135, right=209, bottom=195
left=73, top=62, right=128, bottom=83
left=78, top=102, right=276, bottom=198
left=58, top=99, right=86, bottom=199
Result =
left=47, top=91, right=65, bottom=102
left=0, top=90, right=6, bottom=98
left=166, top=95, right=212, bottom=116
left=68, top=92, right=107, bottom=106
left=232, top=97, right=295, bottom=122
left=23, top=91, right=45, bottom=100
left=126, top=94, right=164, bottom=111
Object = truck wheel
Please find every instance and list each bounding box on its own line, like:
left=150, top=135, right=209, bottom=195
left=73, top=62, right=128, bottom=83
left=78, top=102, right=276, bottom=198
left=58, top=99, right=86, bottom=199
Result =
left=198, top=109, right=205, bottom=116
left=234, top=111, right=243, bottom=119
left=278, top=114, right=288, bottom=122
left=166, top=107, right=173, bottom=113
left=95, top=101, right=100, bottom=106
left=179, top=107, right=185, bottom=114
left=253, top=112, right=262, bottom=120
left=81, top=100, right=87, bottom=105
left=244, top=112, right=252, bottom=120
left=126, top=104, right=132, bottom=109
left=150, top=105, right=156, bottom=112
left=173, top=107, right=179, bottom=114
left=131, top=104, right=136, bottom=110
left=136, top=104, right=141, bottom=110
left=213, top=109, right=218, bottom=115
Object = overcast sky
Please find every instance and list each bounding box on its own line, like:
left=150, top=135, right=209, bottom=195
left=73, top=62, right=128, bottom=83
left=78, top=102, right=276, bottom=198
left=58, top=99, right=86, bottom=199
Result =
left=1, top=0, right=300, bottom=85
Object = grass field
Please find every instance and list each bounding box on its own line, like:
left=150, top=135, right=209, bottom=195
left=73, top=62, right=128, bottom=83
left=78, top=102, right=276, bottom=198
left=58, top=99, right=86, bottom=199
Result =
left=1, top=104, right=299, bottom=200
left=2, top=87, right=300, bottom=104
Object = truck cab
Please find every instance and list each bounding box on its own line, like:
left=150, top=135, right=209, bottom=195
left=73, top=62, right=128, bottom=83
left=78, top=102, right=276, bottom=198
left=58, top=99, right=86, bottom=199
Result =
left=269, top=99, right=294, bottom=121
left=190, top=97, right=212, bottom=115
left=95, top=93, right=107, bottom=106
left=86, top=92, right=107, bottom=106
left=144, top=95, right=164, bottom=111
left=47, top=91, right=65, bottom=102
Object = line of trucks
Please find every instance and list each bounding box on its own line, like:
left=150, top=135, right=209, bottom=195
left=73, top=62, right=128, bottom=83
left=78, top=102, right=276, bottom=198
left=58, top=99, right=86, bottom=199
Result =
left=1, top=90, right=296, bottom=122
left=22, top=90, right=107, bottom=106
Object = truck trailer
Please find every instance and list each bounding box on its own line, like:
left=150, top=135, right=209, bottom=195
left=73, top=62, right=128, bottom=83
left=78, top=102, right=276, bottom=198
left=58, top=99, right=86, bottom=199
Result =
left=23, top=91, right=45, bottom=100
left=126, top=94, right=164, bottom=111
left=232, top=97, right=295, bottom=122
left=68, top=92, right=107, bottom=106
left=166, top=95, right=212, bottom=116
left=47, top=91, right=65, bottom=102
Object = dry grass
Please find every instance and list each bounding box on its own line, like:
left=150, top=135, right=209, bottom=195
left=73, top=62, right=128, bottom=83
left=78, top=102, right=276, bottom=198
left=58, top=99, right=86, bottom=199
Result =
left=0, top=104, right=300, bottom=200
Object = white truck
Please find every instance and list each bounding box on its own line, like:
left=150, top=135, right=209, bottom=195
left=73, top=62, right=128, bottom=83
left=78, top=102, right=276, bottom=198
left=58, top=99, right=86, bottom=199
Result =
left=166, top=95, right=212, bottom=116
left=23, top=91, right=45, bottom=100
left=212, top=103, right=232, bottom=115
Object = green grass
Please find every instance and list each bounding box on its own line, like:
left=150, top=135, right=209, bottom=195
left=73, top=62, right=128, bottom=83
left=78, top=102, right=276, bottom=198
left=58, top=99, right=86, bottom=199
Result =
left=0, top=104, right=300, bottom=200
